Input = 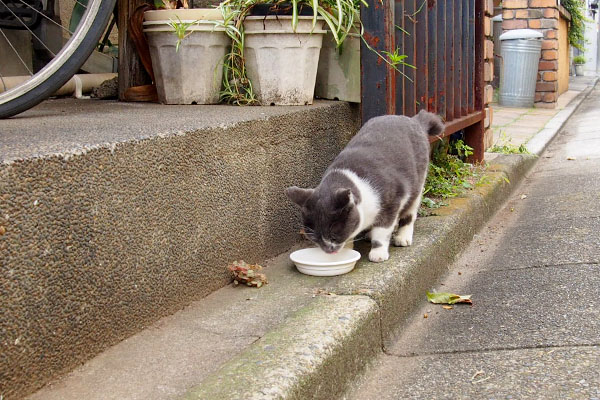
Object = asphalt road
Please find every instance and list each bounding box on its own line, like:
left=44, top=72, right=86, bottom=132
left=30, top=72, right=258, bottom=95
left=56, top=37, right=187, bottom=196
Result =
left=346, top=87, right=600, bottom=399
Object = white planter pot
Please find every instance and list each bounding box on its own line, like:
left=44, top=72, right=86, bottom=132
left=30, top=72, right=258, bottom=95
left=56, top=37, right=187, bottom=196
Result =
left=143, top=9, right=229, bottom=105
left=243, top=16, right=326, bottom=105
left=315, top=32, right=360, bottom=103
left=575, top=64, right=585, bottom=76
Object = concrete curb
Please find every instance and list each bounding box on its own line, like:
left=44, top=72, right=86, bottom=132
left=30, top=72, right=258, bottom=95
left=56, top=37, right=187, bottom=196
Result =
left=180, top=153, right=539, bottom=400
left=183, top=295, right=382, bottom=400
left=526, top=77, right=598, bottom=156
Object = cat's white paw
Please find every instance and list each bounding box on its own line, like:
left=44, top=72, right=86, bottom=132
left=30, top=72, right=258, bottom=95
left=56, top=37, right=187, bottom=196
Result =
left=393, top=223, right=414, bottom=247
left=393, top=233, right=413, bottom=247
left=369, top=247, right=389, bottom=263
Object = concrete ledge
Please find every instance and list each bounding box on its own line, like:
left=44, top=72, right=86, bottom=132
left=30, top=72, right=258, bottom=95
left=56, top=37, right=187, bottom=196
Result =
left=183, top=295, right=381, bottom=400
left=0, top=100, right=360, bottom=399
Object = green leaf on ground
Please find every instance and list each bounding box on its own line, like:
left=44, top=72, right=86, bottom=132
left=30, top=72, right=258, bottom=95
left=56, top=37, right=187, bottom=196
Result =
left=427, top=291, right=472, bottom=305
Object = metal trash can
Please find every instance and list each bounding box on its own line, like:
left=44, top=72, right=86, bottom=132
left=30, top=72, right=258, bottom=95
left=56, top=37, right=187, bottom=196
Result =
left=499, top=29, right=543, bottom=107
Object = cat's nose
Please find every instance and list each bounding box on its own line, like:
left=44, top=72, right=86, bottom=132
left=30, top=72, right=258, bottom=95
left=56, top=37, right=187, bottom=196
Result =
left=324, top=245, right=339, bottom=254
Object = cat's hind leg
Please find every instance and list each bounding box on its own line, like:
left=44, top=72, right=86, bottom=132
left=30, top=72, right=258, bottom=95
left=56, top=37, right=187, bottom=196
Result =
left=393, top=191, right=423, bottom=247
left=368, top=225, right=396, bottom=262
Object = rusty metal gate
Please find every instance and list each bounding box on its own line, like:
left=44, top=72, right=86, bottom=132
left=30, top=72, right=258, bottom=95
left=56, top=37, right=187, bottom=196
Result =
left=360, top=0, right=486, bottom=161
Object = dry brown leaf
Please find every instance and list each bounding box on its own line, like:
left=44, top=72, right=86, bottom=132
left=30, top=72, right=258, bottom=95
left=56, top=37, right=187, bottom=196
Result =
left=228, top=260, right=268, bottom=288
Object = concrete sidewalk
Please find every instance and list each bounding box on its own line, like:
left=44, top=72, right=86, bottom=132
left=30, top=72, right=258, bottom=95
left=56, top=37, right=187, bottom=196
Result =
left=21, top=77, right=598, bottom=400
left=487, top=76, right=598, bottom=158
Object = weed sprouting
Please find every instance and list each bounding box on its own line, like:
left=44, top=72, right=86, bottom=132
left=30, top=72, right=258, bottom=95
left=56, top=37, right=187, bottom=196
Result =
left=420, top=139, right=486, bottom=215
left=488, top=131, right=530, bottom=154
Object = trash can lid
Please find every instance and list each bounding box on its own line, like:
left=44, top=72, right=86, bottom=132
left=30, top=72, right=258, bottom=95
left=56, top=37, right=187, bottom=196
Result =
left=491, top=14, right=502, bottom=22
left=499, top=29, right=543, bottom=40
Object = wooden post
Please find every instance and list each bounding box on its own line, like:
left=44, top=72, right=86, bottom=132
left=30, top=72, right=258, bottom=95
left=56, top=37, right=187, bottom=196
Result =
left=118, top=0, right=152, bottom=100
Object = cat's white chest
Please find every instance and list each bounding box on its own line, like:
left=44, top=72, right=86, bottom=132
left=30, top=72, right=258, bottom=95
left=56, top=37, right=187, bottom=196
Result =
left=338, top=169, right=380, bottom=232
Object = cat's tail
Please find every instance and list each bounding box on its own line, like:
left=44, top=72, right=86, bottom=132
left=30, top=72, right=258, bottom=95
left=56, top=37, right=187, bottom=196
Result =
left=412, top=110, right=444, bottom=138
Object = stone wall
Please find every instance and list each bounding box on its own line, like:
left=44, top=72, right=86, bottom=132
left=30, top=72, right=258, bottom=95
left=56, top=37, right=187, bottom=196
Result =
left=501, top=0, right=571, bottom=108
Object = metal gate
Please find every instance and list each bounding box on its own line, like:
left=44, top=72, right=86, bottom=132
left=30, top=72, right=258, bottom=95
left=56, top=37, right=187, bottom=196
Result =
left=360, top=0, right=486, bottom=161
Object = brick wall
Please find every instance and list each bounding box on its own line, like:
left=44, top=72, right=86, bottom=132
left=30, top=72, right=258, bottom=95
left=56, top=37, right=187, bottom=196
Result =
left=501, top=0, right=570, bottom=108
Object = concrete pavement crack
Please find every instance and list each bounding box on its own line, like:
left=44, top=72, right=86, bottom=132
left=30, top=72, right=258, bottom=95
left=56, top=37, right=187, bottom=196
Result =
left=385, top=343, right=600, bottom=359
left=488, top=260, right=600, bottom=273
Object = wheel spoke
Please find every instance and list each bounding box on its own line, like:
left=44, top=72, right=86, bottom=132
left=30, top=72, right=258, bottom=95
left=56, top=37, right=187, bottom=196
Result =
left=0, top=0, right=56, bottom=57
left=16, top=0, right=74, bottom=36
left=0, top=27, right=33, bottom=75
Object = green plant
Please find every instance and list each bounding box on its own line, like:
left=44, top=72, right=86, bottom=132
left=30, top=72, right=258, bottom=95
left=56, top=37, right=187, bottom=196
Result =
left=216, top=0, right=366, bottom=104
left=573, top=54, right=586, bottom=65
left=561, top=0, right=588, bottom=51
left=488, top=142, right=529, bottom=154
left=488, top=131, right=530, bottom=154
left=420, top=139, right=486, bottom=213
left=167, top=18, right=198, bottom=51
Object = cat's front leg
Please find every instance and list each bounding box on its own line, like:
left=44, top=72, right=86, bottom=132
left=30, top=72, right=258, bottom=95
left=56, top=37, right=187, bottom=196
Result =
left=368, top=225, right=395, bottom=262
left=393, top=192, right=422, bottom=247
left=393, top=215, right=415, bottom=247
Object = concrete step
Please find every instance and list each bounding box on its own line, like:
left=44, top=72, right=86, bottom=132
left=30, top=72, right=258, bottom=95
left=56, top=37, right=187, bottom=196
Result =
left=0, top=99, right=359, bottom=399
left=23, top=152, right=538, bottom=400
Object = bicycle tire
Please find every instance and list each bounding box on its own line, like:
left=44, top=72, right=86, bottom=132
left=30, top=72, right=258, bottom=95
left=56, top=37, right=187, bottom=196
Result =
left=0, top=0, right=117, bottom=119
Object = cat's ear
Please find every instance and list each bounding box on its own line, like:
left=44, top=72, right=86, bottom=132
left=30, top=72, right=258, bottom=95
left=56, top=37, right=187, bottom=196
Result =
left=334, top=188, right=354, bottom=210
left=285, top=186, right=314, bottom=207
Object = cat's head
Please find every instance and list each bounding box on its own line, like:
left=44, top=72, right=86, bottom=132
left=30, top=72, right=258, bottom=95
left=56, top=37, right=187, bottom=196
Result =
left=286, top=186, right=360, bottom=254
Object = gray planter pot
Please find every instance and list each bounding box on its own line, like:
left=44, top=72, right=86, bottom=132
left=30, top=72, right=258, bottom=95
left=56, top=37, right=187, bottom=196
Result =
left=315, top=32, right=360, bottom=103
left=143, top=9, right=229, bottom=105
left=243, top=16, right=326, bottom=105
left=575, top=64, right=585, bottom=76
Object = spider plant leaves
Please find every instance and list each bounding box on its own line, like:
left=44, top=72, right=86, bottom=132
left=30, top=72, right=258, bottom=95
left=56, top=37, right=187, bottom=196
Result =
left=167, top=17, right=198, bottom=51
left=291, top=0, right=299, bottom=30
left=311, top=0, right=319, bottom=27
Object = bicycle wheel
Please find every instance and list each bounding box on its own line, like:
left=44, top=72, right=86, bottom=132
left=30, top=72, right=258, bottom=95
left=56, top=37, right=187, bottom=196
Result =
left=0, top=0, right=116, bottom=119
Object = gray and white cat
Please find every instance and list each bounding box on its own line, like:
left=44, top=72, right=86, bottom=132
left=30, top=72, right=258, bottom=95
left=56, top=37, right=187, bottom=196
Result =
left=286, top=110, right=444, bottom=263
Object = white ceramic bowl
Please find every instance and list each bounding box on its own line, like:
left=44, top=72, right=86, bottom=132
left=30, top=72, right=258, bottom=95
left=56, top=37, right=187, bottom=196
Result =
left=290, top=247, right=361, bottom=276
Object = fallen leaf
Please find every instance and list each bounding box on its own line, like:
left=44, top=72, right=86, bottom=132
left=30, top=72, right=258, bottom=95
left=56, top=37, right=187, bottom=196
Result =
left=567, top=156, right=576, bottom=160
left=423, top=313, right=429, bottom=318
left=427, top=291, right=473, bottom=305
left=520, top=194, right=527, bottom=200
left=228, top=261, right=268, bottom=288
left=442, top=305, right=453, bottom=310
